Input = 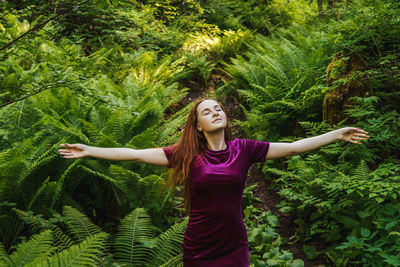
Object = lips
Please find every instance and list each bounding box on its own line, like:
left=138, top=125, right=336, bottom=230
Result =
left=213, top=118, right=222, bottom=123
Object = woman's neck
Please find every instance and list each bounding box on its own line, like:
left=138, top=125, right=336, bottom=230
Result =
left=204, top=130, right=226, bottom=151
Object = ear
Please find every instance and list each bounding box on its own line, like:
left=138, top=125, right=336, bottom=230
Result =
left=196, top=123, right=203, bottom=132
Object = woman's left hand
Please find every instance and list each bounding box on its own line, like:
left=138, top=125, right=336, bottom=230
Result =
left=337, top=127, right=370, bottom=144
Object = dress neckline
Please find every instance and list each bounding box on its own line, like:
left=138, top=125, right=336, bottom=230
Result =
left=205, top=140, right=230, bottom=154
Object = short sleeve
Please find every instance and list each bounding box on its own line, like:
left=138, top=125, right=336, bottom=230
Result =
left=162, top=145, right=175, bottom=167
left=240, top=139, right=270, bottom=164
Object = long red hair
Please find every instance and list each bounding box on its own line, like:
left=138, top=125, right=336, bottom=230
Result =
left=167, top=98, right=233, bottom=216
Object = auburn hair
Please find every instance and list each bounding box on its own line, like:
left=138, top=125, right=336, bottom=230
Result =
left=166, top=98, right=233, bottom=216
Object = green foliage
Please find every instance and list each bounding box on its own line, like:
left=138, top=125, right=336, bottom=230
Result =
left=223, top=25, right=332, bottom=140
left=333, top=203, right=400, bottom=266
left=42, top=232, right=109, bottom=267
left=8, top=230, right=53, bottom=267
left=114, top=208, right=157, bottom=265
left=7, top=206, right=187, bottom=266
left=146, top=217, right=188, bottom=266
left=243, top=205, right=304, bottom=267
left=201, top=0, right=293, bottom=34
left=62, top=206, right=102, bottom=243
left=242, top=185, right=304, bottom=266
left=2, top=0, right=400, bottom=266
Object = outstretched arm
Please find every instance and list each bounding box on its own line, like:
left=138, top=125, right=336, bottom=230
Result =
left=58, top=144, right=169, bottom=166
left=266, top=127, right=370, bottom=160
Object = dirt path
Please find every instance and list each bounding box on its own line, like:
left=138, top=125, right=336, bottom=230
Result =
left=246, top=166, right=328, bottom=266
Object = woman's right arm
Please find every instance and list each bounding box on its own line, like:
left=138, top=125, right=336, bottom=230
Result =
left=58, top=144, right=169, bottom=167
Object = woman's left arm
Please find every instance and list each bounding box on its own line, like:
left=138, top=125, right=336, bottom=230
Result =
left=265, top=127, right=370, bottom=160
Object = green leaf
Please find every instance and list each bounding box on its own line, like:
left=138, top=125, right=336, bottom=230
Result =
left=303, top=245, right=319, bottom=260
left=385, top=221, right=397, bottom=230
left=290, top=259, right=305, bottom=267
left=335, top=215, right=359, bottom=228
left=357, top=210, right=370, bottom=219
left=360, top=228, right=370, bottom=238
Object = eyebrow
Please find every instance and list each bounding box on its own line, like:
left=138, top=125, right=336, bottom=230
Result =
left=201, top=105, right=221, bottom=114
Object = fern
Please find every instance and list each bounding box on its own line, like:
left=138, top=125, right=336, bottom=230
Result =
left=137, top=175, right=165, bottom=207
left=147, top=217, right=188, bottom=266
left=38, top=232, right=109, bottom=267
left=27, top=177, right=50, bottom=211
left=158, top=253, right=183, bottom=267
left=155, top=103, right=193, bottom=146
left=353, top=160, right=371, bottom=180
left=51, top=159, right=82, bottom=207
left=79, top=165, right=126, bottom=192
left=114, top=208, right=158, bottom=266
left=38, top=115, right=91, bottom=145
left=8, top=230, right=53, bottom=267
left=62, top=206, right=102, bottom=242
left=13, top=208, right=74, bottom=251
left=0, top=241, right=9, bottom=266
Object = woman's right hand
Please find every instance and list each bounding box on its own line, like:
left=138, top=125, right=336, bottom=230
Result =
left=58, top=144, right=90, bottom=159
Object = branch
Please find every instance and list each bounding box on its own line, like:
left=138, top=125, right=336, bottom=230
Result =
left=0, top=12, right=66, bottom=52
left=0, top=84, right=55, bottom=108
left=0, top=0, right=90, bottom=52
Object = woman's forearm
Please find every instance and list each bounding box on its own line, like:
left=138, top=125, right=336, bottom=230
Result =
left=59, top=144, right=169, bottom=166
left=291, top=129, right=341, bottom=154
left=86, top=146, right=137, bottom=161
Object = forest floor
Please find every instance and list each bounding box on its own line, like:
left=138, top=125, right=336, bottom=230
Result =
left=175, top=80, right=329, bottom=266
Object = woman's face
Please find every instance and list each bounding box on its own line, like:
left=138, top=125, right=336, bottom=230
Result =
left=196, top=99, right=227, bottom=133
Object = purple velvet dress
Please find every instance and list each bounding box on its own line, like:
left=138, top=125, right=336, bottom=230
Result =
left=163, top=138, right=270, bottom=267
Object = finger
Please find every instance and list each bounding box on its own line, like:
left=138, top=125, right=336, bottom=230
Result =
left=63, top=155, right=78, bottom=158
left=60, top=143, right=79, bottom=148
left=58, top=151, right=74, bottom=155
left=355, top=129, right=369, bottom=134
left=60, top=144, right=74, bottom=148
left=59, top=153, right=73, bottom=157
left=352, top=136, right=367, bottom=140
left=353, top=133, right=370, bottom=137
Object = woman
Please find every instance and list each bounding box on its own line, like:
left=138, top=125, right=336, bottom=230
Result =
left=58, top=98, right=369, bottom=267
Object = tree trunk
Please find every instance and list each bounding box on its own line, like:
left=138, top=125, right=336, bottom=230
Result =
left=317, top=0, right=324, bottom=19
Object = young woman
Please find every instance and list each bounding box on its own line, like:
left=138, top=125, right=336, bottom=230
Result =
left=58, top=98, right=369, bottom=267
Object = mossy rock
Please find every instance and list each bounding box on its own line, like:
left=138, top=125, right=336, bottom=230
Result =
left=323, top=52, right=371, bottom=124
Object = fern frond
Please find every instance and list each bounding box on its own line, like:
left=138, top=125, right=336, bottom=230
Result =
left=79, top=165, right=126, bottom=192
left=50, top=225, right=75, bottom=252
left=115, top=208, right=158, bottom=266
left=13, top=208, right=74, bottom=251
left=79, top=119, right=102, bottom=144
left=158, top=253, right=183, bottom=267
left=13, top=208, right=43, bottom=233
left=0, top=241, right=9, bottom=266
left=40, top=232, right=109, bottom=267
left=108, top=164, right=141, bottom=184
left=39, top=114, right=91, bottom=144
left=51, top=159, right=81, bottom=207
left=147, top=217, right=187, bottom=266
left=63, top=206, right=102, bottom=242
left=155, top=103, right=193, bottom=146
left=137, top=175, right=165, bottom=205
left=8, top=229, right=53, bottom=267
left=27, top=177, right=49, bottom=210
left=353, top=160, right=371, bottom=180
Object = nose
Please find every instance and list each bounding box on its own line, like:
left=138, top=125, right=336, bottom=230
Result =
left=212, top=110, right=220, bottom=117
